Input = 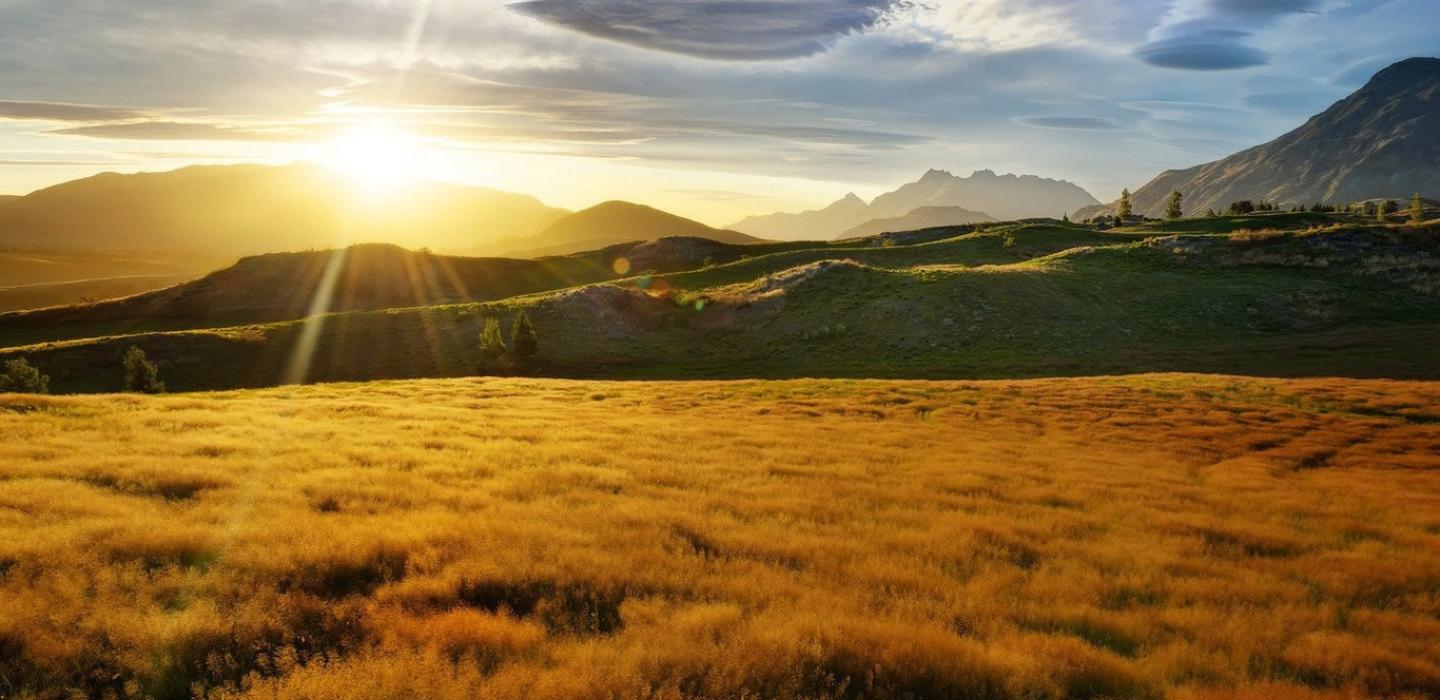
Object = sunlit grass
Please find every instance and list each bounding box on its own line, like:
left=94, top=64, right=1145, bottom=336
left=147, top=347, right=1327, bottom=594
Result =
left=2, top=375, right=1439, bottom=698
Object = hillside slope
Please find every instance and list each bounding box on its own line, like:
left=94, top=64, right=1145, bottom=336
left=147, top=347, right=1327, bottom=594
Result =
left=7, top=219, right=1438, bottom=392
left=499, top=201, right=765, bottom=257
left=1112, top=57, right=1440, bottom=217
left=0, top=163, right=569, bottom=255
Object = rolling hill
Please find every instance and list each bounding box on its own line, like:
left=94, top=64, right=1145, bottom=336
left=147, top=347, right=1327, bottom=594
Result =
left=0, top=163, right=569, bottom=256
left=5, top=213, right=1439, bottom=393
left=838, top=206, right=995, bottom=239
left=1083, top=57, right=1440, bottom=218
left=731, top=170, right=1098, bottom=239
left=497, top=201, right=767, bottom=257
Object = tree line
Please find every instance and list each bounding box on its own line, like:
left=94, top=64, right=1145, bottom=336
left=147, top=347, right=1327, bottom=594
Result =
left=0, top=345, right=164, bottom=396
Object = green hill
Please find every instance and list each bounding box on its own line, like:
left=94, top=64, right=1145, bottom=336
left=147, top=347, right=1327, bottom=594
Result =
left=5, top=217, right=1438, bottom=393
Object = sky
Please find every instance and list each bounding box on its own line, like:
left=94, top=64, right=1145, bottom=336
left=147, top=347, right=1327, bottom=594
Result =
left=0, top=0, right=1435, bottom=226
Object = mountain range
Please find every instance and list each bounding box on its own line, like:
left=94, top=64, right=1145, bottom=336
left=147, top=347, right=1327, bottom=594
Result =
left=1081, top=56, right=1440, bottom=218
left=730, top=169, right=1100, bottom=240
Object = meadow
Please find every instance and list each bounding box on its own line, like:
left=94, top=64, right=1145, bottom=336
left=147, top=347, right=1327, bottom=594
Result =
left=3, top=375, right=1439, bottom=699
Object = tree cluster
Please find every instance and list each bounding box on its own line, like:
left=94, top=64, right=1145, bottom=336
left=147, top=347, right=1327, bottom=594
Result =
left=478, top=311, right=539, bottom=373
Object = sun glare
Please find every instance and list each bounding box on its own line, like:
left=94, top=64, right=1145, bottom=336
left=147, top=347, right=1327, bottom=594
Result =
left=318, top=123, right=425, bottom=192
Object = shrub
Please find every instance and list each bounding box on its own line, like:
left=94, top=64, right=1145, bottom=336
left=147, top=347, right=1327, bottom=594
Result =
left=122, top=346, right=166, bottom=394
left=1228, top=200, right=1256, bottom=216
left=0, top=358, right=49, bottom=394
left=478, top=318, right=507, bottom=363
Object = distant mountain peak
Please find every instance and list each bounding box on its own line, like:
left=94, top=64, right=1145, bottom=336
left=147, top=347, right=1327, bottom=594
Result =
left=921, top=168, right=954, bottom=181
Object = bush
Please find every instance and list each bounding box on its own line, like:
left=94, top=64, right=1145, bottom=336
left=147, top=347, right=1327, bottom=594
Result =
left=122, top=346, right=166, bottom=394
left=1228, top=200, right=1256, bottom=216
left=0, top=358, right=49, bottom=394
left=478, top=318, right=507, bottom=363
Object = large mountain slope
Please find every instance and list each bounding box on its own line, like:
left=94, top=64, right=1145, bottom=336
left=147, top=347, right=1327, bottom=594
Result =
left=0, top=163, right=568, bottom=256
left=1117, top=57, right=1440, bottom=217
left=730, top=170, right=1098, bottom=239
left=497, top=201, right=766, bottom=257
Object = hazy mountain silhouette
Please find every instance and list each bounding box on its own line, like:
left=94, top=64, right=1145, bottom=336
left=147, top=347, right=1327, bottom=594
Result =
left=498, top=200, right=766, bottom=257
left=1087, top=57, right=1440, bottom=218
left=728, top=193, right=870, bottom=240
left=838, top=206, right=995, bottom=240
left=0, top=163, right=568, bottom=256
left=731, top=170, right=1098, bottom=239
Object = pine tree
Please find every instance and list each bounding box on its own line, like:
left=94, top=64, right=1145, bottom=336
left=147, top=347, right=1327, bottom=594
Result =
left=1117, top=189, right=1133, bottom=220
left=1165, top=191, right=1184, bottom=220
left=1411, top=193, right=1425, bottom=224
left=511, top=312, right=538, bottom=360
left=0, top=357, right=48, bottom=394
left=478, top=318, right=507, bottom=363
left=122, top=346, right=165, bottom=394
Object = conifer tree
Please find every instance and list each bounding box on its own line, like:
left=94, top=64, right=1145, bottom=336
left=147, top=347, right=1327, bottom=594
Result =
left=1117, top=189, right=1133, bottom=220
left=511, top=311, right=538, bottom=360
left=1411, top=193, right=1425, bottom=224
left=1166, top=191, right=1184, bottom=220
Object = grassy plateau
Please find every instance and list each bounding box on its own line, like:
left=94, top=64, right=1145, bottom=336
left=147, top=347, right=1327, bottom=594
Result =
left=3, top=376, right=1440, bottom=699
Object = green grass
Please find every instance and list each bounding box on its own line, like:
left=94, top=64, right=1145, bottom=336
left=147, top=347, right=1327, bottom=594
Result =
left=6, top=220, right=1438, bottom=393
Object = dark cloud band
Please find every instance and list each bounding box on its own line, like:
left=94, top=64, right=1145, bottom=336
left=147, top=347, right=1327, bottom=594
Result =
left=508, top=0, right=904, bottom=60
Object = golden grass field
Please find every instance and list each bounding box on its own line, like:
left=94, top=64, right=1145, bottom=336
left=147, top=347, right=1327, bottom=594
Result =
left=3, top=376, right=1440, bottom=699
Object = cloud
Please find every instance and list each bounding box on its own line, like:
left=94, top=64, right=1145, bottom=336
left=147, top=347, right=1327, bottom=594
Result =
left=1134, top=28, right=1269, bottom=70
left=0, top=100, right=147, bottom=122
left=508, top=0, right=906, bottom=60
left=49, top=121, right=312, bottom=142
left=1015, top=116, right=1124, bottom=131
left=1134, top=0, right=1322, bottom=70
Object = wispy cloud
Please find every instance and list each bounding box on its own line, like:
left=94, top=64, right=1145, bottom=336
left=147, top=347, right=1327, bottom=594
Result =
left=1015, top=116, right=1124, bottom=131
left=0, top=100, right=148, bottom=122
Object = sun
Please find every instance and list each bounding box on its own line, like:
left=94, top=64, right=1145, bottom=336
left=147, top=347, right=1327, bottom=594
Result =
left=317, top=123, right=425, bottom=192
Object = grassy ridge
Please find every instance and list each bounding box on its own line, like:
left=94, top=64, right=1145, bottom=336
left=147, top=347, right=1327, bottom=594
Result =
left=4, top=222, right=1439, bottom=393
left=2, top=375, right=1438, bottom=698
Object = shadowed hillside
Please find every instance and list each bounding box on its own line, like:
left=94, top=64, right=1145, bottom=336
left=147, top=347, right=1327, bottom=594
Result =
left=0, top=236, right=836, bottom=347
left=0, top=163, right=569, bottom=256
